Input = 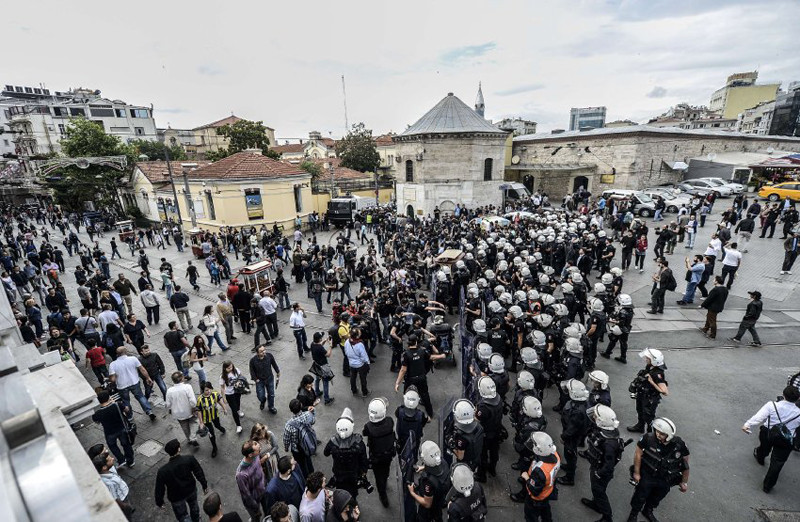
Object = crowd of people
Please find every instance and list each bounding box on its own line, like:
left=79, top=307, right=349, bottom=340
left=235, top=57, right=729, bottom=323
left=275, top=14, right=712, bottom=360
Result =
left=1, top=190, right=799, bottom=522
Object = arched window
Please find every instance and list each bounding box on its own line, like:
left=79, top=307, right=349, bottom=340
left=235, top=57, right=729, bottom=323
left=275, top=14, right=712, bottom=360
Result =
left=405, top=160, right=414, bottom=182
left=483, top=158, right=493, bottom=181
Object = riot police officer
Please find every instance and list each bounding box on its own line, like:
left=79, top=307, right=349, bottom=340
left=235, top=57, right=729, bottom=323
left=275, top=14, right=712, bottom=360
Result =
left=511, top=432, right=561, bottom=521
left=627, top=348, right=669, bottom=433
left=428, top=314, right=454, bottom=363
left=324, top=408, right=370, bottom=499
left=395, top=387, right=428, bottom=458
left=408, top=441, right=451, bottom=522
left=448, top=399, right=484, bottom=475
left=554, top=338, right=585, bottom=411
left=363, top=398, right=396, bottom=507
left=581, top=405, right=624, bottom=522
left=511, top=396, right=548, bottom=472
left=585, top=298, right=607, bottom=371
left=488, top=317, right=510, bottom=359
left=520, top=347, right=547, bottom=395
left=446, top=463, right=488, bottom=521
left=488, top=353, right=510, bottom=402
left=627, top=418, right=690, bottom=522
left=474, top=342, right=492, bottom=376
left=389, top=307, right=407, bottom=372
left=394, top=334, right=445, bottom=418
left=556, top=379, right=591, bottom=486
left=472, top=318, right=488, bottom=345
left=475, top=376, right=505, bottom=481
left=587, top=370, right=612, bottom=408
left=602, top=293, right=634, bottom=363
left=510, top=370, right=540, bottom=428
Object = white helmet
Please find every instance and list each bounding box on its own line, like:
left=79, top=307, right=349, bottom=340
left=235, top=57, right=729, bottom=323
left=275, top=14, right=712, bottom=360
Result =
left=561, top=283, right=574, bottom=294
left=477, top=278, right=488, bottom=289
left=588, top=404, right=619, bottom=430
left=489, top=353, right=505, bottom=374
left=564, top=337, right=583, bottom=355
left=651, top=417, right=677, bottom=441
left=517, top=370, right=535, bottom=391
left=509, top=305, right=524, bottom=319
left=529, top=330, right=546, bottom=348
left=588, top=370, right=609, bottom=390
left=420, top=440, right=442, bottom=467
left=601, top=273, right=613, bottom=285
left=538, top=274, right=550, bottom=285
left=368, top=397, right=388, bottom=423
left=535, top=314, right=553, bottom=328
left=494, top=285, right=505, bottom=296
left=450, top=463, right=474, bottom=497
left=527, top=289, right=540, bottom=301
left=484, top=269, right=495, bottom=280
left=468, top=287, right=479, bottom=299
left=488, top=301, right=503, bottom=314
left=477, top=343, right=493, bottom=361
left=542, top=265, right=555, bottom=276
left=404, top=387, right=420, bottom=409
left=513, top=256, right=523, bottom=266
left=452, top=399, right=476, bottom=426
left=552, top=303, right=569, bottom=317
left=617, top=293, right=632, bottom=307
left=534, top=252, right=543, bottom=261
left=639, top=347, right=665, bottom=367
left=478, top=376, right=497, bottom=399
left=436, top=272, right=447, bottom=282
left=571, top=272, right=583, bottom=284
left=455, top=260, right=466, bottom=270
left=336, top=408, right=355, bottom=439
left=529, top=432, right=556, bottom=456
left=442, top=266, right=451, bottom=276
left=590, top=299, right=605, bottom=313
left=522, top=396, right=543, bottom=419
left=540, top=293, right=555, bottom=306
left=610, top=267, right=622, bottom=276
left=609, top=324, right=623, bottom=336
left=472, top=319, right=487, bottom=334
left=561, top=378, right=590, bottom=401
left=499, top=292, right=513, bottom=306
left=598, top=230, right=607, bottom=238
left=498, top=260, right=508, bottom=271
left=514, top=290, right=527, bottom=302
left=594, top=282, right=606, bottom=294
left=520, top=347, right=542, bottom=368
left=563, top=325, right=582, bottom=339
left=521, top=267, right=531, bottom=278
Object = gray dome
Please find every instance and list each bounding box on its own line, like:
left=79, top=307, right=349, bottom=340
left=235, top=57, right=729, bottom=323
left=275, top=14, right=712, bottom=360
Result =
left=400, top=93, right=507, bottom=137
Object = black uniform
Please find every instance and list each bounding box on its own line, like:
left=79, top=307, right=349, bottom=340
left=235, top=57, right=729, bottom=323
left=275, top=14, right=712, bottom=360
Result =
left=602, top=305, right=633, bottom=361
left=401, top=346, right=434, bottom=417
left=512, top=415, right=548, bottom=470
left=588, top=387, right=612, bottom=408
left=629, top=365, right=667, bottom=431
left=452, top=422, right=484, bottom=473
left=559, top=399, right=591, bottom=483
left=629, top=433, right=690, bottom=519
left=583, top=428, right=624, bottom=520
left=475, top=394, right=504, bottom=481
left=323, top=434, right=369, bottom=499
left=395, top=405, right=427, bottom=458
left=414, top=462, right=451, bottom=522
left=362, top=418, right=396, bottom=504
left=585, top=310, right=607, bottom=370
left=446, top=482, right=488, bottom=521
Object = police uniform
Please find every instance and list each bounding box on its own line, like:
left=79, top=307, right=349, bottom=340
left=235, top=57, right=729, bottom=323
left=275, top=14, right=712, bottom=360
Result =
left=323, top=432, right=369, bottom=499
left=603, top=305, right=633, bottom=360
left=585, top=310, right=607, bottom=370
left=488, top=327, right=509, bottom=358
left=476, top=395, right=504, bottom=480
left=446, top=482, right=488, bottom=521
left=395, top=405, right=427, bottom=457
left=555, top=353, right=584, bottom=410
left=631, top=366, right=667, bottom=431
left=559, top=399, right=591, bottom=483
left=629, top=433, right=690, bottom=517
left=513, top=415, right=548, bottom=471
left=522, top=453, right=561, bottom=522
left=389, top=315, right=406, bottom=372
left=414, top=463, right=451, bottom=522
left=453, top=423, right=484, bottom=473
left=401, top=346, right=434, bottom=417
left=489, top=369, right=510, bottom=403
left=584, top=428, right=623, bottom=520
left=588, top=388, right=612, bottom=408
left=362, top=417, right=396, bottom=504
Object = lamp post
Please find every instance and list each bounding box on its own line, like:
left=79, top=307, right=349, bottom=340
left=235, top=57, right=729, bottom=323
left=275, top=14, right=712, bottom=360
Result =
left=181, top=163, right=198, bottom=228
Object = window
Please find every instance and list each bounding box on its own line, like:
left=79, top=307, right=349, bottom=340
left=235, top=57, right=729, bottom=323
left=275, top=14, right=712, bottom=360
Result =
left=194, top=199, right=205, bottom=219
left=115, top=108, right=126, bottom=118
left=53, top=107, right=64, bottom=116
left=14, top=86, right=23, bottom=92
left=69, top=108, right=85, bottom=117
left=405, top=160, right=414, bottom=182
left=206, top=192, right=216, bottom=220
left=33, top=88, right=41, bottom=94
left=3, top=139, right=8, bottom=146
left=91, top=108, right=115, bottom=117
left=24, top=87, right=32, bottom=93
left=294, top=185, right=303, bottom=212
left=483, top=158, right=493, bottom=181
left=130, top=108, right=149, bottom=118
left=245, top=188, right=263, bottom=220
left=135, top=127, right=144, bottom=136
left=388, top=155, right=394, bottom=166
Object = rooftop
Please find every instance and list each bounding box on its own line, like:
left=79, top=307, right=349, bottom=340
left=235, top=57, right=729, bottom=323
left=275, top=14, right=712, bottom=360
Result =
left=135, top=160, right=213, bottom=184
left=399, top=93, right=508, bottom=137
left=514, top=124, right=800, bottom=143
left=185, top=151, right=307, bottom=180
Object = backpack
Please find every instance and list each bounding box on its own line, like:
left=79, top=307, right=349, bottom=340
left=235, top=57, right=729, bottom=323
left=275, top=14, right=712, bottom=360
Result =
left=663, top=270, right=677, bottom=292
left=767, top=402, right=800, bottom=449
left=328, top=325, right=341, bottom=347
left=294, top=418, right=317, bottom=456
left=233, top=376, right=251, bottom=395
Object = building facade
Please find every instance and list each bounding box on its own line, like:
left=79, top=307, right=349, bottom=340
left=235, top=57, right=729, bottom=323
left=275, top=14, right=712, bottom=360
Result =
left=769, top=82, right=800, bottom=137
left=272, top=131, right=337, bottom=163
left=496, top=117, right=538, bottom=136
left=509, top=126, right=800, bottom=198
left=569, top=107, right=607, bottom=131
left=158, top=115, right=276, bottom=159
left=737, top=101, right=776, bottom=135
left=709, top=72, right=780, bottom=120
left=395, top=92, right=509, bottom=216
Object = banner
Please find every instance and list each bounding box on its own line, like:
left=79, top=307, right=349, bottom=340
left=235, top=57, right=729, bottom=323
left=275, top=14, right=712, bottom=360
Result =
left=244, top=189, right=263, bottom=219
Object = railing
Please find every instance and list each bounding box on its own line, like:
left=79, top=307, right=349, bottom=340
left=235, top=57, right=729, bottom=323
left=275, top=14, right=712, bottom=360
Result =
left=312, top=178, right=394, bottom=194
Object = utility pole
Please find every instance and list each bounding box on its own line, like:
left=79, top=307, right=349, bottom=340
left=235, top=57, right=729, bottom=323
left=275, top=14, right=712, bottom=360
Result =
left=181, top=163, right=198, bottom=228
left=164, top=146, right=184, bottom=232
left=341, top=75, right=349, bottom=133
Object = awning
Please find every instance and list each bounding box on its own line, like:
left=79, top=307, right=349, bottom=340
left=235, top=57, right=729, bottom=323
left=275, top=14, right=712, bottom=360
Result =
left=498, top=182, right=527, bottom=190
left=663, top=160, right=689, bottom=170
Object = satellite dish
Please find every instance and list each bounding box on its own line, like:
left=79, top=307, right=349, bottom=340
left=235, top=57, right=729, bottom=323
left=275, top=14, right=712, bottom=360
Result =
left=511, top=155, right=521, bottom=165
left=707, top=153, right=717, bottom=162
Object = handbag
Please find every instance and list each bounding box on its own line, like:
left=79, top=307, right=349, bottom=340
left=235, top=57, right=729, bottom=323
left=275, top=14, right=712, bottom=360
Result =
left=310, top=362, right=335, bottom=381
left=116, top=403, right=138, bottom=444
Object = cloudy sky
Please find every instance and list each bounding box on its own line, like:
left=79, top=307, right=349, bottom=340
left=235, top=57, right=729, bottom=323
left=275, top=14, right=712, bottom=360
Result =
left=7, top=0, right=799, bottom=141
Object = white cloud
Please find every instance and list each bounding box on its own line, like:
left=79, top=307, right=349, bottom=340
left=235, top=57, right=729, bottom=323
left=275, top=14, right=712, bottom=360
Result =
left=5, top=0, right=799, bottom=137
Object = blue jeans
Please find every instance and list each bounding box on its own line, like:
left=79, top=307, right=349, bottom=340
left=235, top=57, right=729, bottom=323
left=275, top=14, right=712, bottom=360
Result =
left=105, top=428, right=134, bottom=466
left=170, top=349, right=190, bottom=377
left=682, top=281, right=698, bottom=303
left=315, top=375, right=330, bottom=401
left=194, top=366, right=207, bottom=386
left=654, top=209, right=663, bottom=221
left=255, top=377, right=276, bottom=409
left=145, top=373, right=168, bottom=400
left=165, top=283, right=173, bottom=300
left=206, top=331, right=228, bottom=351
left=292, top=328, right=308, bottom=357
left=118, top=381, right=152, bottom=416
left=278, top=291, right=291, bottom=310
left=170, top=488, right=200, bottom=522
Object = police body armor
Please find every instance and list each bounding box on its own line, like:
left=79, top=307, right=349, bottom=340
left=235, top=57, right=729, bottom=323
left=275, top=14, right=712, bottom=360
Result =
left=615, top=307, right=634, bottom=334
left=588, top=310, right=607, bottom=338
left=396, top=406, right=425, bottom=449
left=404, top=348, right=428, bottom=383
left=489, top=371, right=510, bottom=401
left=329, top=434, right=366, bottom=481
left=514, top=416, right=548, bottom=455
left=588, top=388, right=611, bottom=408
left=364, top=418, right=396, bottom=463
left=477, top=396, right=504, bottom=439
left=447, top=483, right=488, bottom=521
left=584, top=428, right=624, bottom=470
left=418, top=463, right=451, bottom=518
left=454, top=423, right=484, bottom=470
left=639, top=433, right=688, bottom=486
left=510, top=388, right=541, bottom=427
left=488, top=329, right=507, bottom=357
left=560, top=400, right=590, bottom=443
left=629, top=368, right=661, bottom=403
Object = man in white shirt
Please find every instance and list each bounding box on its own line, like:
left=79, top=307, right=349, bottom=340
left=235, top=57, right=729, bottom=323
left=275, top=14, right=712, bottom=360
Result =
left=289, top=302, right=308, bottom=359
left=97, top=304, right=123, bottom=333
left=720, top=242, right=742, bottom=290
left=165, top=371, right=200, bottom=447
left=140, top=284, right=161, bottom=325
left=109, top=347, right=156, bottom=420
left=259, top=291, right=279, bottom=339
left=742, top=385, right=800, bottom=493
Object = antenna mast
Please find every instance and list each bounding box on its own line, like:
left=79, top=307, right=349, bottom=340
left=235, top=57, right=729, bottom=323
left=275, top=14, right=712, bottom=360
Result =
left=341, top=75, right=349, bottom=133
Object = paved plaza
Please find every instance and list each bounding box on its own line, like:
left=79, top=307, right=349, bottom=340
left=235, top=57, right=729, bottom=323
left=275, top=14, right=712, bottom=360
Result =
left=54, top=203, right=800, bottom=521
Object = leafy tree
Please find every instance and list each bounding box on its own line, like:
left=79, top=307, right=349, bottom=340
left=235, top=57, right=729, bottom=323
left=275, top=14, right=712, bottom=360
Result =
left=299, top=159, right=323, bottom=180
left=130, top=138, right=187, bottom=161
left=336, top=122, right=380, bottom=173
left=206, top=119, right=280, bottom=160
left=49, top=119, right=135, bottom=213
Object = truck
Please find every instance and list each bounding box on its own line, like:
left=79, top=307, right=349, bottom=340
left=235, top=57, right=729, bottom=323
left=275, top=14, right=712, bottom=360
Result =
left=326, top=194, right=377, bottom=227
left=499, top=182, right=531, bottom=209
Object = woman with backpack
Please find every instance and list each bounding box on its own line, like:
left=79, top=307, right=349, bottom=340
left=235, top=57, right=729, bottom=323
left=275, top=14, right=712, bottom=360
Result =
left=220, top=361, right=246, bottom=434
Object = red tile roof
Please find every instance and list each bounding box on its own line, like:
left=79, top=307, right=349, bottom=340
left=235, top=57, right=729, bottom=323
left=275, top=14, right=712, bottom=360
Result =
left=193, top=115, right=242, bottom=130
left=135, top=160, right=213, bottom=183
left=186, top=151, right=308, bottom=180
left=272, top=143, right=306, bottom=154
left=374, top=134, right=395, bottom=146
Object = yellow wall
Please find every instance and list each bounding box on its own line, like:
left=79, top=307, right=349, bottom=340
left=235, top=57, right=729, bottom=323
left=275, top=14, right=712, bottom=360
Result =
left=504, top=133, right=513, bottom=166
left=723, top=85, right=779, bottom=119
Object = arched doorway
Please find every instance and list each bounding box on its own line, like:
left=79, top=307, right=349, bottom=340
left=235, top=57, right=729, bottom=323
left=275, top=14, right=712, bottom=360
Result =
left=572, top=176, right=589, bottom=193
left=406, top=204, right=414, bottom=217
left=523, top=175, right=535, bottom=192
left=440, top=200, right=456, bottom=214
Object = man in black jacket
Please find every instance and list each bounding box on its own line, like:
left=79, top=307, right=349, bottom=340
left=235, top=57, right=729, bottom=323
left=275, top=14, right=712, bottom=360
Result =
left=729, top=290, right=763, bottom=346
left=700, top=276, right=728, bottom=339
left=155, top=439, right=208, bottom=522
left=232, top=284, right=253, bottom=334
left=249, top=345, right=280, bottom=413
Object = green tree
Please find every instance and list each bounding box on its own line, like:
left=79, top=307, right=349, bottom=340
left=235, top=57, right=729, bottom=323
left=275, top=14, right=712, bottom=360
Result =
left=130, top=138, right=187, bottom=161
left=299, top=159, right=323, bottom=180
left=206, top=119, right=280, bottom=160
left=335, top=122, right=380, bottom=173
left=49, top=119, right=135, bottom=213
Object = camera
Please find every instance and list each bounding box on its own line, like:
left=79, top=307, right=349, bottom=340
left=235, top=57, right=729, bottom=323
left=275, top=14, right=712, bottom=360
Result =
left=358, top=476, right=374, bottom=494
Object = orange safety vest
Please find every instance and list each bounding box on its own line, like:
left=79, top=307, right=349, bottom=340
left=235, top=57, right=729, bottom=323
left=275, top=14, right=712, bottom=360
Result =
left=527, top=452, right=561, bottom=501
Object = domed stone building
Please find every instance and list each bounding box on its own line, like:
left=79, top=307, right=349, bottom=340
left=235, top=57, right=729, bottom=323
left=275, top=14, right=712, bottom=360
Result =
left=394, top=89, right=509, bottom=217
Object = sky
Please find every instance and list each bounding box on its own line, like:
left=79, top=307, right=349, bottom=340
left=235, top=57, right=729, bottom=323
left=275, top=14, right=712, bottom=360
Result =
left=6, top=0, right=799, bottom=142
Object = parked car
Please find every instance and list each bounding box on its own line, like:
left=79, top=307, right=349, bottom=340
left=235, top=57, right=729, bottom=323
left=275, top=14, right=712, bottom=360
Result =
left=682, top=179, right=733, bottom=197
left=601, top=189, right=656, bottom=217
left=758, top=182, right=800, bottom=202
left=642, top=188, right=693, bottom=213
left=699, top=177, right=744, bottom=194
left=672, top=182, right=712, bottom=198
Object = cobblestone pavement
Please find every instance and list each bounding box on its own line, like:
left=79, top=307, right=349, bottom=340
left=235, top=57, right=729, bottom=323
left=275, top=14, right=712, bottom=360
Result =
left=50, top=202, right=800, bottom=521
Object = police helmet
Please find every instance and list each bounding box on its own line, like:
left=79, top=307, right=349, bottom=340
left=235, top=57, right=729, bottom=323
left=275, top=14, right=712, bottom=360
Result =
left=336, top=408, right=355, bottom=439
left=368, top=398, right=388, bottom=423
left=488, top=353, right=505, bottom=374
left=540, top=293, right=555, bottom=306
left=477, top=343, right=493, bottom=361
left=450, top=463, right=475, bottom=497
left=535, top=313, right=553, bottom=328
left=452, top=399, right=476, bottom=425
left=420, top=440, right=442, bottom=467
left=588, top=370, right=609, bottom=390
left=587, top=404, right=619, bottom=430
left=561, top=378, right=590, bottom=401
left=529, top=432, right=556, bottom=456
left=564, top=337, right=583, bottom=355
left=651, top=417, right=677, bottom=441
left=639, top=347, right=665, bottom=368
left=477, top=376, right=497, bottom=399
left=517, top=370, right=535, bottom=391
left=472, top=319, right=487, bottom=334
left=561, top=283, right=574, bottom=294
left=520, top=347, right=542, bottom=368
left=617, top=293, right=632, bottom=307
left=509, top=305, right=524, bottom=319
left=404, top=387, right=420, bottom=409
left=522, top=396, right=543, bottom=418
